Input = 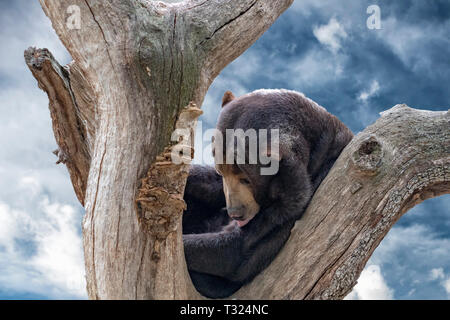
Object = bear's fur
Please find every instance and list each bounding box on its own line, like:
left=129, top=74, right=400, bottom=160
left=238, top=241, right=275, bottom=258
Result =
left=182, top=89, right=354, bottom=298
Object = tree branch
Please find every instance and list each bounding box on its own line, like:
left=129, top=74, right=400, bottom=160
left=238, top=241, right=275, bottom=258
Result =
left=25, top=47, right=92, bottom=205
left=229, top=105, right=450, bottom=299
left=184, top=0, right=294, bottom=79
left=38, top=0, right=129, bottom=66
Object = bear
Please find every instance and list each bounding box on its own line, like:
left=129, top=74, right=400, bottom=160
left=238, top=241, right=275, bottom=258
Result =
left=182, top=89, right=354, bottom=298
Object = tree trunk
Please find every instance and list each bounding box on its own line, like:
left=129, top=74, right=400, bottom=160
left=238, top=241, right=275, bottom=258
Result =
left=26, top=0, right=294, bottom=299
left=25, top=0, right=449, bottom=300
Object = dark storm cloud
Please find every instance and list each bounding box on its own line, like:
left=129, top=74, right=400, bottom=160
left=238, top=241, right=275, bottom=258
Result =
left=200, top=0, right=449, bottom=132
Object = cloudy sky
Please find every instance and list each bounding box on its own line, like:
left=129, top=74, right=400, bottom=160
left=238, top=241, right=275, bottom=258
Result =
left=0, top=0, right=449, bottom=299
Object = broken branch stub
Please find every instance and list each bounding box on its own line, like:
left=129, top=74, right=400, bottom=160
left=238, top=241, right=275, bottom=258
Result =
left=24, top=47, right=91, bottom=205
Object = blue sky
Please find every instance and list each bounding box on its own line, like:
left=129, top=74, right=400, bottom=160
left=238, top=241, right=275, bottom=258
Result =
left=0, top=0, right=449, bottom=299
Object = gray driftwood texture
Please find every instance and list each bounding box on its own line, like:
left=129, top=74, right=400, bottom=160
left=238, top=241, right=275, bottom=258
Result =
left=25, top=0, right=449, bottom=299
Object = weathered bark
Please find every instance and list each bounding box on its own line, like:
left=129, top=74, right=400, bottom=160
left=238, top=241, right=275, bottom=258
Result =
left=24, top=48, right=92, bottom=205
left=26, top=0, right=449, bottom=300
left=26, top=0, right=294, bottom=299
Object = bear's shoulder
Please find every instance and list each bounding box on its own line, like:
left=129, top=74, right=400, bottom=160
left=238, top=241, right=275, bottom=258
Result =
left=184, top=165, right=224, bottom=207
left=250, top=88, right=328, bottom=112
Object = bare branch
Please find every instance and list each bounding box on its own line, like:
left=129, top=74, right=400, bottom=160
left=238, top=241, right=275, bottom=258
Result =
left=38, top=0, right=129, bottom=66
left=24, top=47, right=92, bottom=205
left=185, top=0, right=294, bottom=79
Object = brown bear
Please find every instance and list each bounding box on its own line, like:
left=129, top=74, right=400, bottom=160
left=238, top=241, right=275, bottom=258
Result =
left=182, top=89, right=353, bottom=298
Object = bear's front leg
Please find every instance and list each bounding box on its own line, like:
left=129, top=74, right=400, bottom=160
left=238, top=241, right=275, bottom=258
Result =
left=183, top=224, right=243, bottom=277
left=183, top=165, right=225, bottom=209
left=182, top=165, right=230, bottom=234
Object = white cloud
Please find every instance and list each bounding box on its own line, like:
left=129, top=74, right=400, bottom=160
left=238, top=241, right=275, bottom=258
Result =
left=313, top=18, right=348, bottom=53
left=30, top=198, right=86, bottom=296
left=0, top=1, right=70, bottom=81
left=0, top=2, right=85, bottom=300
left=368, top=224, right=450, bottom=268
left=376, top=17, right=450, bottom=74
left=290, top=0, right=365, bottom=19
left=429, top=268, right=450, bottom=296
left=345, top=265, right=394, bottom=300
left=408, top=288, right=416, bottom=296
left=356, top=222, right=450, bottom=299
left=358, top=80, right=380, bottom=102
left=353, top=80, right=381, bottom=127
left=0, top=195, right=86, bottom=299
left=0, top=1, right=76, bottom=206
left=430, top=268, right=445, bottom=281
left=292, top=50, right=345, bottom=85
left=0, top=203, right=20, bottom=250
left=19, top=175, right=41, bottom=197
left=443, top=278, right=450, bottom=295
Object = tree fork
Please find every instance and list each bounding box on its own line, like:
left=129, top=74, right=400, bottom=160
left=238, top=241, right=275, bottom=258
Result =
left=27, top=0, right=294, bottom=299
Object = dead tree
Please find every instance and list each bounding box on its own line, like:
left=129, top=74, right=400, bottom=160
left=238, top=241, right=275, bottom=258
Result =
left=25, top=0, right=449, bottom=299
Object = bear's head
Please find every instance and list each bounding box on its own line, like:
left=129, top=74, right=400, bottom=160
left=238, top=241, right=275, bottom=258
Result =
left=214, top=162, right=260, bottom=227
left=212, top=91, right=289, bottom=227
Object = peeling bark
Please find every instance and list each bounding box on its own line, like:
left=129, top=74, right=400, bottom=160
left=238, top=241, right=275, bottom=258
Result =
left=135, top=103, right=203, bottom=299
left=25, top=47, right=91, bottom=205
left=26, top=0, right=449, bottom=300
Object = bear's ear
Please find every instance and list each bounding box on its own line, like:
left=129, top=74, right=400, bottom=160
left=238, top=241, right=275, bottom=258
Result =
left=222, top=91, right=235, bottom=107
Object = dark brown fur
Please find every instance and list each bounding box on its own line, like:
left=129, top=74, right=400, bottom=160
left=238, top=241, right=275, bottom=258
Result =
left=183, top=89, right=353, bottom=298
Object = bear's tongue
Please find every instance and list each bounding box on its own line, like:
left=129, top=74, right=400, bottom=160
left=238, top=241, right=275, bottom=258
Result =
left=236, top=218, right=251, bottom=227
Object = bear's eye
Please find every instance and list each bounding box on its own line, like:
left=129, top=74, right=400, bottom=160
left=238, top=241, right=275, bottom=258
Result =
left=239, top=178, right=251, bottom=185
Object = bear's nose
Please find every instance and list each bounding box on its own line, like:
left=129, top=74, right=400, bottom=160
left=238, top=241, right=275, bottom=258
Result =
left=227, top=206, right=245, bottom=219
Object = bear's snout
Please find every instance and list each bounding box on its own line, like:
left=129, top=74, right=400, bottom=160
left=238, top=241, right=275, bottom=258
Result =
left=227, top=205, right=246, bottom=219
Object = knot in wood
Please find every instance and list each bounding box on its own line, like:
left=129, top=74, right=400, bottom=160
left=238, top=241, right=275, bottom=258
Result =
left=351, top=136, right=383, bottom=175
